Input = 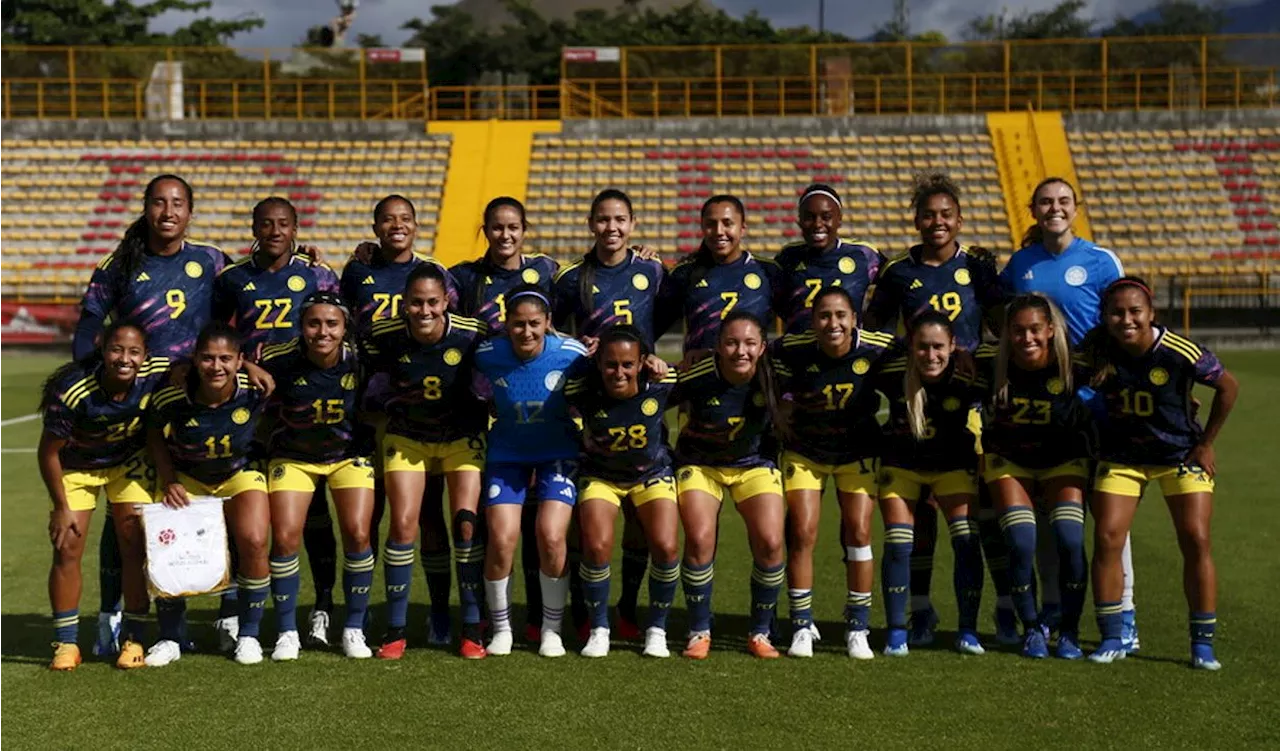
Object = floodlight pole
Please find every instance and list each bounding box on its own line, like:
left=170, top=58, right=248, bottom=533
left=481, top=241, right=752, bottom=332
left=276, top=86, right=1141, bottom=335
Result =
left=818, top=0, right=826, bottom=34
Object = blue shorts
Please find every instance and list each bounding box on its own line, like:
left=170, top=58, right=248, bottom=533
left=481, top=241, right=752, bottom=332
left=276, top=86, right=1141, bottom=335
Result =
left=484, top=460, right=579, bottom=507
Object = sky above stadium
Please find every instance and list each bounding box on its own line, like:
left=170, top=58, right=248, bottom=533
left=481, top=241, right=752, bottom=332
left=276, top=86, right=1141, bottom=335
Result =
left=156, top=0, right=1250, bottom=48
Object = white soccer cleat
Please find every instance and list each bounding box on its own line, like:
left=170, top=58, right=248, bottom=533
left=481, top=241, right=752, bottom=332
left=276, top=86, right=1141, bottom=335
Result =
left=233, top=636, right=263, bottom=665
left=846, top=629, right=875, bottom=660
left=214, top=617, right=239, bottom=653
left=788, top=625, right=816, bottom=658
left=580, top=627, right=610, bottom=658
left=538, top=629, right=566, bottom=658
left=487, top=629, right=513, bottom=656
left=307, top=610, right=331, bottom=648
left=144, top=639, right=182, bottom=667
left=642, top=627, right=670, bottom=658
left=342, top=628, right=373, bottom=659
left=272, top=630, right=301, bottom=662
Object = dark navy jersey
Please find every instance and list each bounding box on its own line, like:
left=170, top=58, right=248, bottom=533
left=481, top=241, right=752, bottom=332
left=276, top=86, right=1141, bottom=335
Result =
left=975, top=345, right=1093, bottom=468
left=259, top=339, right=365, bottom=463
left=772, top=329, right=896, bottom=464
left=149, top=373, right=267, bottom=485
left=77, top=241, right=230, bottom=359
left=657, top=251, right=783, bottom=353
left=361, top=314, right=489, bottom=443
left=339, top=252, right=459, bottom=339
left=863, top=245, right=1003, bottom=352
left=774, top=240, right=885, bottom=334
left=450, top=254, right=560, bottom=336
left=552, top=250, right=666, bottom=345
left=1083, top=326, right=1225, bottom=466
left=875, top=356, right=985, bottom=472
left=213, top=253, right=341, bottom=362
left=565, top=372, right=677, bottom=484
left=671, top=355, right=777, bottom=469
left=43, top=357, right=172, bottom=471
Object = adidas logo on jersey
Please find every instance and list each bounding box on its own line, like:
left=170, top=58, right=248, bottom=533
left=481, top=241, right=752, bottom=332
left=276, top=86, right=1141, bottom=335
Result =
left=708, top=398, right=720, bottom=406
left=136, top=272, right=151, bottom=282
left=796, top=262, right=806, bottom=271
left=807, top=364, right=821, bottom=373
left=591, top=285, right=600, bottom=294
left=696, top=279, right=709, bottom=288
left=494, top=377, right=507, bottom=388
left=1022, top=270, right=1034, bottom=280
left=294, top=377, right=308, bottom=386
left=362, top=276, right=376, bottom=285
left=185, top=418, right=199, bottom=427
left=910, top=279, right=923, bottom=290
left=399, top=354, right=412, bottom=363
left=243, top=282, right=256, bottom=291
left=595, top=410, right=608, bottom=418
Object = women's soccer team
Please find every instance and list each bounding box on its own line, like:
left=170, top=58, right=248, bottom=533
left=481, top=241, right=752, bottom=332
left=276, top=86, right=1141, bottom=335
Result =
left=39, top=171, right=1238, bottom=672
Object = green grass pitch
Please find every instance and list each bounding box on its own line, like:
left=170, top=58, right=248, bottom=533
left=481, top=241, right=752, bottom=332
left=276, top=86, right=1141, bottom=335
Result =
left=2, top=352, right=1278, bottom=748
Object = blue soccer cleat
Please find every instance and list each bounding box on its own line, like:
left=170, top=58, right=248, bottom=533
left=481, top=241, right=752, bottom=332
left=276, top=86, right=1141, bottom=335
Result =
left=883, top=628, right=909, bottom=657
left=1191, top=644, right=1222, bottom=671
left=1121, top=609, right=1140, bottom=653
left=1089, top=638, right=1128, bottom=664
left=995, top=607, right=1021, bottom=646
left=908, top=608, right=939, bottom=647
left=1021, top=627, right=1049, bottom=659
left=955, top=630, right=985, bottom=656
left=1056, top=631, right=1084, bottom=660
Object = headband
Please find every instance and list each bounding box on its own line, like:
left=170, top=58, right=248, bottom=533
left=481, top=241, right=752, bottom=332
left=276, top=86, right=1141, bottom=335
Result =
left=798, top=189, right=842, bottom=210
left=301, top=291, right=352, bottom=320
left=1104, top=279, right=1153, bottom=304
left=507, top=289, right=550, bottom=308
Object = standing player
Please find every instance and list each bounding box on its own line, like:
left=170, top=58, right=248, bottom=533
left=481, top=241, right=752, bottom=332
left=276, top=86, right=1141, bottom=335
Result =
left=73, top=174, right=231, bottom=656
left=144, top=323, right=271, bottom=667
left=564, top=325, right=680, bottom=658
left=214, top=196, right=343, bottom=647
left=452, top=197, right=559, bottom=642
left=999, top=176, right=1133, bottom=647
left=977, top=294, right=1092, bottom=659
left=341, top=194, right=459, bottom=645
left=1081, top=278, right=1237, bottom=669
left=657, top=195, right=782, bottom=357
left=875, top=311, right=987, bottom=657
left=672, top=312, right=789, bottom=660
left=474, top=287, right=589, bottom=658
left=773, top=184, right=884, bottom=333
left=258, top=293, right=376, bottom=661
left=863, top=172, right=1009, bottom=646
left=771, top=287, right=895, bottom=659
left=39, top=322, right=170, bottom=670
left=362, top=265, right=490, bottom=658
left=553, top=189, right=667, bottom=642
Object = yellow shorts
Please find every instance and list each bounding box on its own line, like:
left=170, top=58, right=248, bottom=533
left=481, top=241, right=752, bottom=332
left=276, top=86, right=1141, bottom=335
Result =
left=878, top=465, right=978, bottom=501
left=580, top=475, right=677, bottom=508
left=782, top=451, right=877, bottom=496
left=1094, top=461, right=1215, bottom=499
left=676, top=465, right=783, bottom=504
left=383, top=433, right=485, bottom=475
left=61, top=453, right=155, bottom=511
left=177, top=469, right=267, bottom=499
left=269, top=457, right=375, bottom=494
left=983, top=455, right=1090, bottom=485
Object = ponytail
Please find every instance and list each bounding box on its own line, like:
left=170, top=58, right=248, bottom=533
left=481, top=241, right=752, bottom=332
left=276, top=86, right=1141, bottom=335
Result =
left=110, top=175, right=193, bottom=289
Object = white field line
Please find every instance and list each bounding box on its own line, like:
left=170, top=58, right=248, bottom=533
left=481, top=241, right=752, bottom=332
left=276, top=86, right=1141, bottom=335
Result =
left=0, top=413, right=38, bottom=427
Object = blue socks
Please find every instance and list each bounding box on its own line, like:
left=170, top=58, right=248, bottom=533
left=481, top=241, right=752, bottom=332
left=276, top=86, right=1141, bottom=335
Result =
left=882, top=523, right=914, bottom=630
left=647, top=558, right=679, bottom=631
left=1096, top=600, right=1124, bottom=644
left=343, top=548, right=375, bottom=629
left=749, top=561, right=785, bottom=635
left=579, top=561, right=612, bottom=629
left=1051, top=501, right=1088, bottom=635
left=682, top=561, right=714, bottom=633
left=788, top=588, right=814, bottom=630
left=270, top=554, right=301, bottom=633
left=383, top=541, right=416, bottom=631
left=156, top=598, right=186, bottom=643
left=845, top=591, right=872, bottom=632
left=619, top=546, right=649, bottom=623
left=236, top=574, right=270, bottom=638
left=454, top=539, right=484, bottom=627
left=1190, top=611, right=1216, bottom=646
left=53, top=608, right=78, bottom=644
left=422, top=550, right=452, bottom=625
left=948, top=515, right=984, bottom=633
left=999, top=506, right=1040, bottom=628
left=98, top=517, right=122, bottom=614
left=122, top=610, right=148, bottom=643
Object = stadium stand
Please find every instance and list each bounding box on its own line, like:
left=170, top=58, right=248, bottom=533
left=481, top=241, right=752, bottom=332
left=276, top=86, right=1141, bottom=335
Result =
left=0, top=137, right=452, bottom=300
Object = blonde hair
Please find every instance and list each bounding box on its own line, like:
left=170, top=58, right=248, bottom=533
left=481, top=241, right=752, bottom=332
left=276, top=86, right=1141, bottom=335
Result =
left=995, top=293, right=1072, bottom=405
left=905, top=309, right=967, bottom=440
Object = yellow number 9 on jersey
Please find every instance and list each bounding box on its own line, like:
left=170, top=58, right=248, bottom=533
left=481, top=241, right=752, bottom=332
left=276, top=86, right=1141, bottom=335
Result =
left=165, top=289, right=187, bottom=319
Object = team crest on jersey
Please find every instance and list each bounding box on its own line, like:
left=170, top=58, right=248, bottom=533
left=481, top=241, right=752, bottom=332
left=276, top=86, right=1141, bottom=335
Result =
left=488, top=483, right=502, bottom=499
left=1064, top=266, right=1088, bottom=286
left=852, top=358, right=870, bottom=375
left=953, top=268, right=971, bottom=286
left=679, top=468, right=694, bottom=482
left=942, top=396, right=961, bottom=412
left=785, top=463, right=796, bottom=479
left=544, top=370, right=565, bottom=391
left=341, top=373, right=357, bottom=390
left=443, top=348, right=463, bottom=366
left=287, top=275, right=306, bottom=293
left=1149, top=367, right=1169, bottom=386
left=1046, top=377, right=1065, bottom=395
left=752, top=392, right=765, bottom=407
left=185, top=261, right=203, bottom=279
left=231, top=408, right=251, bottom=425
left=271, top=465, right=286, bottom=480
left=743, top=273, right=762, bottom=290
left=641, top=398, right=659, bottom=416
left=838, top=256, right=856, bottom=274
left=632, top=273, right=650, bottom=291
left=521, top=268, right=540, bottom=284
